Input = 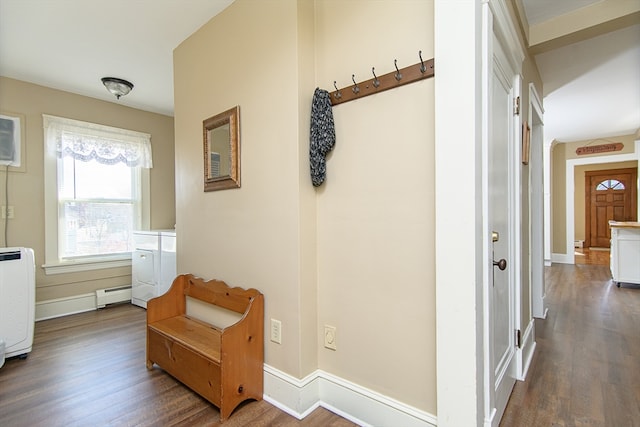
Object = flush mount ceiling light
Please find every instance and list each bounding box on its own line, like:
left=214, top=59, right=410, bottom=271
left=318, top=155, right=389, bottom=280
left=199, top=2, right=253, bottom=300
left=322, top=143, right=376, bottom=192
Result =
left=101, top=77, right=134, bottom=99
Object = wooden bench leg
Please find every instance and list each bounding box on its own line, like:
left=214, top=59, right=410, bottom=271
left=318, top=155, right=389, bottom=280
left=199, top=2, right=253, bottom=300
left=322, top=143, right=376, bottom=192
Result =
left=220, top=405, right=231, bottom=423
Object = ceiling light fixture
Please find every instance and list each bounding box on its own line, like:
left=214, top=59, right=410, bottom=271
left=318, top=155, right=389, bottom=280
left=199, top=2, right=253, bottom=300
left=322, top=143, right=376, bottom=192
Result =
left=101, top=77, right=134, bottom=99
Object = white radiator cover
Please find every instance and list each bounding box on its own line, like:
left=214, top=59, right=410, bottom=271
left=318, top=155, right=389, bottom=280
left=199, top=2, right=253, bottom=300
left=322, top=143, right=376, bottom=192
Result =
left=95, top=286, right=132, bottom=308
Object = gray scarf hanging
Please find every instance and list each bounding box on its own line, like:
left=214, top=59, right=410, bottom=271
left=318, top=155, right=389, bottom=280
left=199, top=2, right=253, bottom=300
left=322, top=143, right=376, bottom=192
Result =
left=309, top=88, right=335, bottom=187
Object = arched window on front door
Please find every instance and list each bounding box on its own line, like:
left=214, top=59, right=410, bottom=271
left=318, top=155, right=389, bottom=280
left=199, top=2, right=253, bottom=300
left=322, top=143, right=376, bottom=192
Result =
left=596, top=179, right=625, bottom=191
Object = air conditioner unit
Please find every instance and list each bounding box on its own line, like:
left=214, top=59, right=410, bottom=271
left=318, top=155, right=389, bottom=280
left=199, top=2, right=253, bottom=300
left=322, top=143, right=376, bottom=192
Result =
left=0, top=115, right=21, bottom=167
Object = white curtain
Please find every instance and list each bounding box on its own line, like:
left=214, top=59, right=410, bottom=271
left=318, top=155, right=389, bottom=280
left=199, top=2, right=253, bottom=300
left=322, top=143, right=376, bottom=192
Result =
left=43, top=114, right=153, bottom=168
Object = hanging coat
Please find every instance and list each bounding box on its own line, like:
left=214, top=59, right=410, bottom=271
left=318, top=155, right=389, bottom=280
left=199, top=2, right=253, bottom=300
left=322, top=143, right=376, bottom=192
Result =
left=309, top=88, right=335, bottom=187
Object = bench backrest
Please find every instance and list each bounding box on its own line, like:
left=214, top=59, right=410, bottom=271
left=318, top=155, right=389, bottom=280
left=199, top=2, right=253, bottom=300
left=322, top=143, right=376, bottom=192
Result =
left=184, top=275, right=260, bottom=315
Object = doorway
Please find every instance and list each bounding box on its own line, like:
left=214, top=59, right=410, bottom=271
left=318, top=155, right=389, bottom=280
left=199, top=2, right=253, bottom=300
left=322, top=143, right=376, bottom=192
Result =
left=562, top=147, right=640, bottom=265
left=584, top=167, right=638, bottom=248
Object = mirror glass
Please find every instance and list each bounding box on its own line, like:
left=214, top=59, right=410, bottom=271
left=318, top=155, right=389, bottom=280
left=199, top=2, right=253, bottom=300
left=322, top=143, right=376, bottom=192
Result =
left=207, top=123, right=230, bottom=179
left=203, top=106, right=240, bottom=191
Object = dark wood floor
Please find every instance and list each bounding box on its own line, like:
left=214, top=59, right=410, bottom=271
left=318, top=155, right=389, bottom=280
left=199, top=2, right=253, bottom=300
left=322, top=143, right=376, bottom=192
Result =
left=500, top=262, right=640, bottom=426
left=2, top=260, right=637, bottom=426
left=0, top=305, right=357, bottom=427
left=574, top=247, right=610, bottom=266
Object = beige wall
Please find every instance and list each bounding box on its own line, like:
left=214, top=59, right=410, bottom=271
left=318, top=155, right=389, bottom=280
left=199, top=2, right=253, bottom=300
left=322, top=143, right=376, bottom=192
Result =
left=173, top=0, right=437, bottom=413
left=174, top=0, right=313, bottom=378
left=315, top=0, right=435, bottom=411
left=0, top=77, right=175, bottom=302
left=551, top=134, right=638, bottom=252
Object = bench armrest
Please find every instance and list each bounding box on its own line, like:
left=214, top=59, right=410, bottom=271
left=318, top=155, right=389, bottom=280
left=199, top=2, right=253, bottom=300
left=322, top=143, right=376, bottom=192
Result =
left=147, top=274, right=188, bottom=323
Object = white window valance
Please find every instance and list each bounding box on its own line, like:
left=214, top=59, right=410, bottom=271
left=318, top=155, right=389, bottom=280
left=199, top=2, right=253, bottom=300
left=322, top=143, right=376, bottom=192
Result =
left=43, top=114, right=153, bottom=168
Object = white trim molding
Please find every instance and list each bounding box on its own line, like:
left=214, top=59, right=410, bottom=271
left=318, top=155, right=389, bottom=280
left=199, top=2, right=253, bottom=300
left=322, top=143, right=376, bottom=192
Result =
left=528, top=82, right=547, bottom=320
left=43, top=257, right=132, bottom=275
left=264, top=365, right=437, bottom=427
left=515, top=318, right=536, bottom=381
left=35, top=286, right=132, bottom=320
left=551, top=252, right=574, bottom=264
left=35, top=293, right=97, bottom=321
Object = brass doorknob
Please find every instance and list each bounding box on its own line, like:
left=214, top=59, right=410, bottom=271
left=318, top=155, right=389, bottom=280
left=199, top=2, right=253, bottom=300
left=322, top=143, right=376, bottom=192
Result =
left=493, top=259, right=507, bottom=270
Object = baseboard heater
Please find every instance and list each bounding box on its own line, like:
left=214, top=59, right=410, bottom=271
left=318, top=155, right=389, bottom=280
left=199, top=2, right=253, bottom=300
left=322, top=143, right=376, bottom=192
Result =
left=95, top=286, right=132, bottom=308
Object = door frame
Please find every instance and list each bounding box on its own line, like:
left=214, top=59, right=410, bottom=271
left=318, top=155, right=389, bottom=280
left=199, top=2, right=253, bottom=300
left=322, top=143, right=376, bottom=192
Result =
left=584, top=167, right=638, bottom=247
left=560, top=144, right=640, bottom=264
left=434, top=1, right=524, bottom=426
left=529, top=83, right=547, bottom=320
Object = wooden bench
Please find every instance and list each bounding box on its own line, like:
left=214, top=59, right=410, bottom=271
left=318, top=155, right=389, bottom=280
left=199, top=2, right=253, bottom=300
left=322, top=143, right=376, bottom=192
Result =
left=146, top=274, right=264, bottom=421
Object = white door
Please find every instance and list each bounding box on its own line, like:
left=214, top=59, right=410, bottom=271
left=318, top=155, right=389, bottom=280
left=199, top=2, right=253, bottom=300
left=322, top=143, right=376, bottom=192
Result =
left=484, top=9, right=518, bottom=427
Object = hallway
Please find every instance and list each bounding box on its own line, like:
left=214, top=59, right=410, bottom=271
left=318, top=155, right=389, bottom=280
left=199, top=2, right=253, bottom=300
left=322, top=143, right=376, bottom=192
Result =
left=500, top=262, right=640, bottom=426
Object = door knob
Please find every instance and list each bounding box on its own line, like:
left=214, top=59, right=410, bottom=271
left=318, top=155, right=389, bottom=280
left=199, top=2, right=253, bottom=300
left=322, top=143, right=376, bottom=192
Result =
left=493, top=259, right=507, bottom=270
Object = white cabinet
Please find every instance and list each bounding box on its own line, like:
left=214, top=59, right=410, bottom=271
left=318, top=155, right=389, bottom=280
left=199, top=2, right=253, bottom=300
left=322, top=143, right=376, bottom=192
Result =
left=159, top=231, right=176, bottom=297
left=609, top=222, right=640, bottom=287
left=132, top=230, right=176, bottom=308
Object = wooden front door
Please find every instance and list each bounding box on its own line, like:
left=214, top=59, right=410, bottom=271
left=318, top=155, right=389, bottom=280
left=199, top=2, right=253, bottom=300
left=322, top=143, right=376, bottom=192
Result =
left=585, top=168, right=637, bottom=248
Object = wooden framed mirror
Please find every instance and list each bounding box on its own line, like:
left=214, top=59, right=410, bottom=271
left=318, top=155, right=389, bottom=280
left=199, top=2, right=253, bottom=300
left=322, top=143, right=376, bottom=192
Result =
left=203, top=106, right=240, bottom=191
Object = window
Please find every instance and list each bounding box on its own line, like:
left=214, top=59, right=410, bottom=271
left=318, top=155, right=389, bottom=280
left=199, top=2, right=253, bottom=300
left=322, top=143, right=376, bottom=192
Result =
left=596, top=179, right=625, bottom=191
left=58, top=157, right=137, bottom=258
left=43, top=115, right=152, bottom=274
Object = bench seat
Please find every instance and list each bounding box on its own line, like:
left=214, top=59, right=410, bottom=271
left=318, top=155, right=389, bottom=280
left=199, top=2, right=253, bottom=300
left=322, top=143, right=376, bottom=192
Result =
left=146, top=274, right=264, bottom=422
left=148, top=315, right=222, bottom=362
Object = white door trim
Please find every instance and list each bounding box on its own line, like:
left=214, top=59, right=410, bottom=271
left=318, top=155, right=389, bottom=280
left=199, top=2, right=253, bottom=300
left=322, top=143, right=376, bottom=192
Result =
left=529, top=83, right=547, bottom=319
left=434, top=1, right=524, bottom=426
left=434, top=1, right=485, bottom=426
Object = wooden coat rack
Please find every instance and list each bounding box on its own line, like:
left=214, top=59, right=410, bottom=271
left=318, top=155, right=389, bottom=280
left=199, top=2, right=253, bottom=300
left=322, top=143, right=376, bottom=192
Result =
left=330, top=52, right=435, bottom=106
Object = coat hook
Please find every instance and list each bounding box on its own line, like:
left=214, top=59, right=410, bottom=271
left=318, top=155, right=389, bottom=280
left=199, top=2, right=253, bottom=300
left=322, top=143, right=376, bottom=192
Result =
left=419, top=50, right=427, bottom=73
left=333, top=81, right=342, bottom=99
left=352, top=74, right=360, bottom=94
left=394, top=59, right=402, bottom=81
left=372, top=67, right=380, bottom=88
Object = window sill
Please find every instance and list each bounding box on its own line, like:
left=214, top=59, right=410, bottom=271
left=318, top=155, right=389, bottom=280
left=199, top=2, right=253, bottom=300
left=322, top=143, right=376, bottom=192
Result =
left=42, top=256, right=132, bottom=275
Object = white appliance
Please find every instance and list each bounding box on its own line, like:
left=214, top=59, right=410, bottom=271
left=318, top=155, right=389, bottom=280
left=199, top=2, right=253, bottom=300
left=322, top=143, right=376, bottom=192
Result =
left=132, top=230, right=176, bottom=308
left=0, top=247, right=35, bottom=367
left=159, top=230, right=177, bottom=297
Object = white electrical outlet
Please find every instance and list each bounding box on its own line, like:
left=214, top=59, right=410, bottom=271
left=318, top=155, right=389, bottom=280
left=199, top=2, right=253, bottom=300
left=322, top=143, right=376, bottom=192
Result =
left=270, top=318, right=282, bottom=344
left=324, top=325, right=337, bottom=350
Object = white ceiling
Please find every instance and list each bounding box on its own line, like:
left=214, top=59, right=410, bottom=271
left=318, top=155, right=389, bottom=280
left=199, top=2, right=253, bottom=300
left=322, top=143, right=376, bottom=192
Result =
left=520, top=0, right=640, bottom=142
left=1, top=0, right=638, bottom=143
left=0, top=0, right=234, bottom=116
left=535, top=23, right=640, bottom=142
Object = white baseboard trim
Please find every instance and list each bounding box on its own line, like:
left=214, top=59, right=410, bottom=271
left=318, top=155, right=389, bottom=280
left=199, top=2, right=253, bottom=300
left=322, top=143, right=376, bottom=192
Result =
left=35, top=293, right=97, bottom=321
left=263, top=366, right=321, bottom=419
left=515, top=319, right=536, bottom=381
left=551, top=252, right=574, bottom=264
left=544, top=259, right=552, bottom=267
left=264, top=365, right=437, bottom=427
